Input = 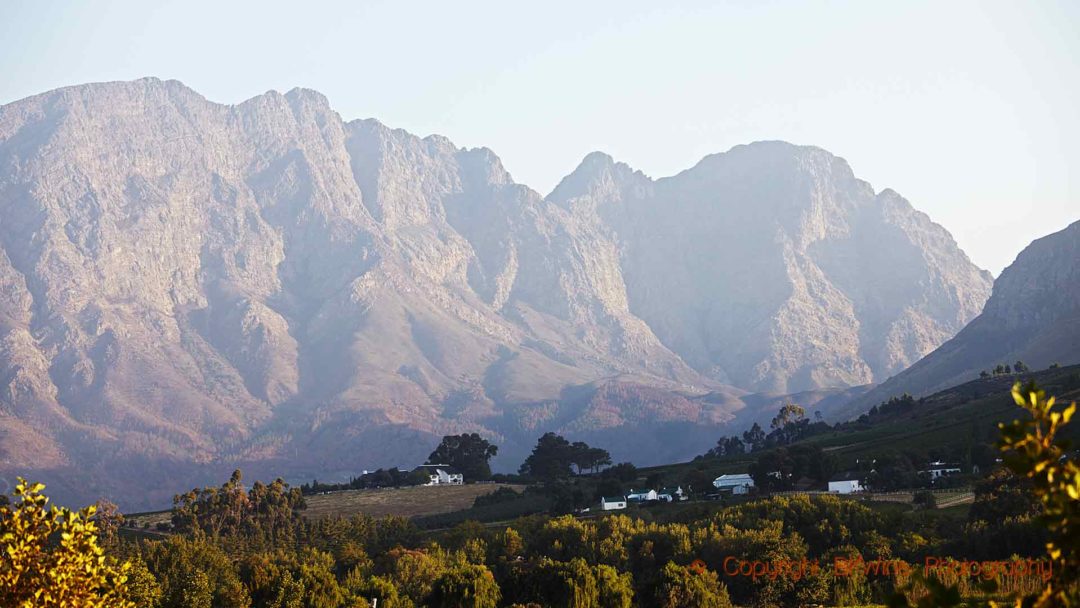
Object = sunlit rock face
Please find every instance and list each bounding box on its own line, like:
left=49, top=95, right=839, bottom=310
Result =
left=0, top=79, right=989, bottom=507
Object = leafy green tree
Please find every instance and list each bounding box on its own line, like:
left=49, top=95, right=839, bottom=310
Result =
left=770, top=403, right=806, bottom=431
left=141, top=535, right=249, bottom=608
left=571, top=442, right=612, bottom=474
left=171, top=469, right=305, bottom=547
left=429, top=564, right=501, bottom=608
left=125, top=556, right=163, bottom=608
left=742, top=423, right=766, bottom=452
left=428, top=433, right=499, bottom=481
left=514, top=558, right=600, bottom=607
left=653, top=562, right=731, bottom=608
left=998, top=381, right=1079, bottom=604
left=374, top=547, right=446, bottom=605
left=520, top=433, right=576, bottom=480
left=595, top=564, right=634, bottom=608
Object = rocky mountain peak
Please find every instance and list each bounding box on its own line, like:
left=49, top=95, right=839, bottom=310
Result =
left=0, top=79, right=993, bottom=507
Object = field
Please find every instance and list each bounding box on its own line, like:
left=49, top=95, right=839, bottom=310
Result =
left=301, top=483, right=527, bottom=520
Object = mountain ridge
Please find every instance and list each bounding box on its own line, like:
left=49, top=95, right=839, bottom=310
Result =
left=0, top=78, right=991, bottom=507
left=841, top=219, right=1080, bottom=416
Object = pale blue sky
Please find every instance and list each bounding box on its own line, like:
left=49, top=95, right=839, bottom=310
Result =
left=2, top=0, right=1077, bottom=275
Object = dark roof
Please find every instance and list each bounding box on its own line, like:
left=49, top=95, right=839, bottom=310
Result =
left=601, top=496, right=625, bottom=503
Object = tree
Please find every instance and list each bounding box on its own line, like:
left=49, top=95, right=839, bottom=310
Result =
left=141, top=535, right=249, bottom=608
left=770, top=403, right=806, bottom=431
left=742, top=423, right=766, bottom=452
left=428, top=433, right=499, bottom=481
left=912, top=490, right=937, bottom=509
left=429, top=564, right=501, bottom=608
left=171, top=470, right=305, bottom=546
left=595, top=563, right=634, bottom=608
left=765, top=403, right=816, bottom=447
left=980, top=370, right=990, bottom=379
left=125, top=557, right=163, bottom=608
left=570, top=442, right=612, bottom=474
left=0, top=479, right=135, bottom=608
left=654, top=562, right=732, bottom=608
left=93, top=498, right=124, bottom=550
left=519, top=433, right=575, bottom=480
left=724, top=436, right=745, bottom=455
left=1014, top=360, right=1029, bottom=373
left=600, top=462, right=638, bottom=482
left=997, top=381, right=1079, bottom=603
left=889, top=379, right=1079, bottom=607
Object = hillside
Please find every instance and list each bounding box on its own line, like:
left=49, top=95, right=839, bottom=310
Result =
left=843, top=219, right=1080, bottom=418
left=653, top=363, right=1080, bottom=486
left=0, top=78, right=989, bottom=508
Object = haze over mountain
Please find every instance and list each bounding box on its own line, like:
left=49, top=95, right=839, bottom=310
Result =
left=0, top=79, right=991, bottom=507
left=845, top=219, right=1080, bottom=415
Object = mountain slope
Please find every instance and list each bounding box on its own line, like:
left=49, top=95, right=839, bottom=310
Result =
left=549, top=142, right=992, bottom=393
left=0, top=79, right=988, bottom=507
left=843, top=220, right=1080, bottom=415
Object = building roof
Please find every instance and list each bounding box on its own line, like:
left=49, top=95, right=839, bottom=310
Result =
left=601, top=496, right=625, bottom=503
left=415, top=464, right=463, bottom=475
left=714, top=473, right=753, bottom=484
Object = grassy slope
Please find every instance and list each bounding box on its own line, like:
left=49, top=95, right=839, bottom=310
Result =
left=638, top=364, right=1080, bottom=481
left=301, top=483, right=526, bottom=520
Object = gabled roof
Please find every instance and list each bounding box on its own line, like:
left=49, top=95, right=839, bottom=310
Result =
left=714, top=473, right=753, bottom=481
left=601, top=496, right=625, bottom=503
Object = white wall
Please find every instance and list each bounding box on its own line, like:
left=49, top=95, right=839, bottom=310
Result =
left=828, top=480, right=863, bottom=494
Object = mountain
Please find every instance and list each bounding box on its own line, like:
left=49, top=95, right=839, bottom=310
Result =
left=548, top=143, right=992, bottom=393
left=0, top=79, right=989, bottom=507
left=843, top=220, right=1080, bottom=415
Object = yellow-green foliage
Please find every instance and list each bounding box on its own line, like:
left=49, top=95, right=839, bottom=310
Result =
left=0, top=478, right=134, bottom=608
left=997, top=381, right=1080, bottom=606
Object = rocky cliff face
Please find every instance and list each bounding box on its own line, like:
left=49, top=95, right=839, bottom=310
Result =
left=549, top=142, right=992, bottom=393
left=843, top=219, right=1080, bottom=414
left=0, top=79, right=990, bottom=507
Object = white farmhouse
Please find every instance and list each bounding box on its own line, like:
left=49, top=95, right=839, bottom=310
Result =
left=712, top=473, right=754, bottom=495
left=600, top=496, right=627, bottom=510
left=919, top=461, right=962, bottom=480
left=626, top=488, right=659, bottom=502
left=418, top=464, right=464, bottom=485
left=828, top=473, right=864, bottom=494
left=657, top=486, right=687, bottom=502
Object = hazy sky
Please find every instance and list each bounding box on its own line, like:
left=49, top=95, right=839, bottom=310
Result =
left=2, top=1, right=1077, bottom=275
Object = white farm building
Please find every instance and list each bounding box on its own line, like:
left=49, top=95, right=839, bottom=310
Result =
left=712, top=473, right=754, bottom=495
